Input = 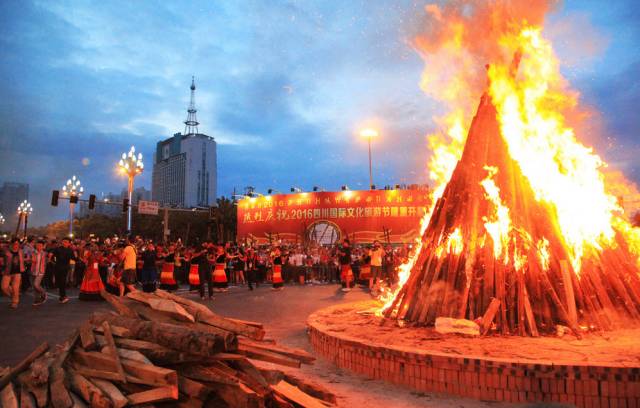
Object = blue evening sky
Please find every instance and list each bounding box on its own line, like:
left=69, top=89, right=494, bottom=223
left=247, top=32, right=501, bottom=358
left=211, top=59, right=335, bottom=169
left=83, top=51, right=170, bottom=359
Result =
left=0, top=1, right=638, bottom=226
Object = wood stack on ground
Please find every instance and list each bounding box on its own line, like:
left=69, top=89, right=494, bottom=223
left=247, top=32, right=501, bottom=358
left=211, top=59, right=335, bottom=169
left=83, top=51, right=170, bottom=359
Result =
left=382, top=75, right=640, bottom=337
left=0, top=289, right=335, bottom=407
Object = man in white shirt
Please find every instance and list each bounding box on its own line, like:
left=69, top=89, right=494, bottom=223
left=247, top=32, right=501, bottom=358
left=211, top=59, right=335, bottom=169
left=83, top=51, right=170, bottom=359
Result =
left=370, top=240, right=384, bottom=294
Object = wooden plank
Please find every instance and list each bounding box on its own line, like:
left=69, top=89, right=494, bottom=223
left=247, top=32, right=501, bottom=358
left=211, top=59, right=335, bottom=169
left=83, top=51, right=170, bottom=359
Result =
left=79, top=321, right=98, bottom=351
left=272, top=393, right=295, bottom=408
left=91, top=379, right=129, bottom=408
left=225, top=317, right=265, bottom=330
left=70, top=392, right=88, bottom=408
left=271, top=380, right=332, bottom=408
left=480, top=298, right=501, bottom=336
left=126, top=292, right=195, bottom=323
left=19, top=386, right=37, bottom=408
left=50, top=332, right=79, bottom=408
left=522, top=282, right=539, bottom=337
left=237, top=345, right=301, bottom=368
left=283, top=373, right=336, bottom=405
left=560, top=260, right=578, bottom=328
left=73, top=351, right=177, bottom=387
left=179, top=365, right=238, bottom=386
left=0, top=342, right=48, bottom=391
left=238, top=339, right=314, bottom=364
left=68, top=370, right=114, bottom=408
left=209, top=382, right=262, bottom=408
left=93, top=325, right=132, bottom=339
left=100, top=346, right=152, bottom=364
left=0, top=382, right=18, bottom=408
left=178, top=376, right=212, bottom=400
left=126, top=386, right=178, bottom=405
left=102, top=322, right=127, bottom=383
left=17, top=370, right=49, bottom=407
left=100, top=290, right=139, bottom=318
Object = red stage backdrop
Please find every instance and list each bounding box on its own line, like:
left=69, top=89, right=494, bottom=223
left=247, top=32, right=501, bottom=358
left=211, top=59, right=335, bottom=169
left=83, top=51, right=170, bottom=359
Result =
left=237, top=190, right=430, bottom=245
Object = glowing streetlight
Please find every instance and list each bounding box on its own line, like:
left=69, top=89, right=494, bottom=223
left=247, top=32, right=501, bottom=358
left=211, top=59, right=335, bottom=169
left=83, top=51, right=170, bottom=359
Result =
left=118, top=146, right=144, bottom=233
left=360, top=128, right=379, bottom=189
left=16, top=200, right=33, bottom=238
left=0, top=213, right=4, bottom=226
left=61, top=175, right=83, bottom=237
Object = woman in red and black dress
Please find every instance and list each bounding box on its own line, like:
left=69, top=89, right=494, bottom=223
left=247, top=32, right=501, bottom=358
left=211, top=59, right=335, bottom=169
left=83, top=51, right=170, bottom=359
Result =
left=79, top=247, right=106, bottom=301
left=271, top=247, right=284, bottom=290
left=338, top=238, right=354, bottom=292
left=212, top=245, right=229, bottom=292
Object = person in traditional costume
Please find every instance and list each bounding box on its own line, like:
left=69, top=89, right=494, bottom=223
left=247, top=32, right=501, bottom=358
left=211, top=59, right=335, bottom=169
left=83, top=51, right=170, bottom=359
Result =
left=212, top=244, right=229, bottom=292
left=338, top=238, right=354, bottom=292
left=79, top=246, right=106, bottom=301
left=271, top=247, right=284, bottom=290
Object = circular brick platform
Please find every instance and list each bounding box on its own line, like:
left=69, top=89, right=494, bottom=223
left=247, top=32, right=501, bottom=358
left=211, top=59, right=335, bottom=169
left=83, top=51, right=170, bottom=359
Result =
left=308, top=301, right=640, bottom=407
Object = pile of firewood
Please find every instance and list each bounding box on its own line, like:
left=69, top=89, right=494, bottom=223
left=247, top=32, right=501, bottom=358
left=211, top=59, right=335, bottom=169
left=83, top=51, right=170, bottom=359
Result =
left=0, top=289, right=337, bottom=407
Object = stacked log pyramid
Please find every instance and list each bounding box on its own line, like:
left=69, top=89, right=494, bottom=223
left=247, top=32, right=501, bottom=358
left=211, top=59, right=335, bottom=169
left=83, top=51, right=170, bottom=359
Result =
left=0, top=290, right=336, bottom=407
left=384, top=91, right=640, bottom=337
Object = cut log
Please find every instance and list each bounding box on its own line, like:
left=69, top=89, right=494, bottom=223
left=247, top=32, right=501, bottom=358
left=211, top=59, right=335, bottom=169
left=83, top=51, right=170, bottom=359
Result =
left=126, top=291, right=195, bottom=323
left=126, top=385, right=178, bottom=405
left=178, top=376, right=212, bottom=400
left=272, top=393, right=296, bottom=408
left=208, top=381, right=262, bottom=408
left=91, top=379, right=128, bottom=408
left=271, top=380, right=333, bottom=408
left=17, top=370, right=49, bottom=407
left=73, top=351, right=177, bottom=387
left=100, top=345, right=152, bottom=364
left=68, top=370, right=114, bottom=408
left=480, top=298, right=501, bottom=336
left=70, top=392, right=88, bottom=408
left=123, top=300, right=237, bottom=351
left=100, top=290, right=139, bottom=318
left=236, top=344, right=301, bottom=368
left=50, top=332, right=78, bottom=408
left=0, top=382, right=18, bottom=408
left=93, top=324, right=132, bottom=339
left=0, top=342, right=48, bottom=391
left=89, top=313, right=234, bottom=357
left=179, top=365, right=239, bottom=386
left=19, top=386, right=37, bottom=408
left=79, top=321, right=98, bottom=351
left=102, top=322, right=127, bottom=383
left=226, top=317, right=265, bottom=330
left=283, top=373, right=337, bottom=404
left=560, top=260, right=578, bottom=328
left=153, top=289, right=265, bottom=340
left=237, top=339, right=315, bottom=364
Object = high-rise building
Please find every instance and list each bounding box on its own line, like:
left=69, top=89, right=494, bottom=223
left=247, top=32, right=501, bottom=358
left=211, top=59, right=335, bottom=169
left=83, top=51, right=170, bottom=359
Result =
left=0, top=182, right=29, bottom=227
left=152, top=78, right=217, bottom=208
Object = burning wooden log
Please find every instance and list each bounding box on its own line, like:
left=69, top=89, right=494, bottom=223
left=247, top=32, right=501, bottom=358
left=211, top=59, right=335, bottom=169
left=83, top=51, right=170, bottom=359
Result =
left=0, top=290, right=335, bottom=408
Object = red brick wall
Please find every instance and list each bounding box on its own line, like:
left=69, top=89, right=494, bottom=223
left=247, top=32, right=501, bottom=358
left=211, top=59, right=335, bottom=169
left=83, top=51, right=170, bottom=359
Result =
left=308, top=324, right=640, bottom=407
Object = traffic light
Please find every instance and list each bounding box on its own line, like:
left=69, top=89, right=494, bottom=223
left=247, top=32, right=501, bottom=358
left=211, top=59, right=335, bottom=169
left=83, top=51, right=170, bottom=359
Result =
left=122, top=198, right=129, bottom=213
left=51, top=190, right=59, bottom=206
left=209, top=206, right=217, bottom=220
left=70, top=195, right=79, bottom=204
left=88, top=194, right=96, bottom=210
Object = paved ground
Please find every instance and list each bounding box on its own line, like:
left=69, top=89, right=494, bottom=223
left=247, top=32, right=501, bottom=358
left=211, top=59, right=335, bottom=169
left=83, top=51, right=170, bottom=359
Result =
left=0, top=283, right=554, bottom=407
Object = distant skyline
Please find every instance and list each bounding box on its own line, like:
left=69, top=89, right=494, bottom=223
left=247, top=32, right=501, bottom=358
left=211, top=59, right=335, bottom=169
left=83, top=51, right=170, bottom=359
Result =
left=1, top=1, right=639, bottom=226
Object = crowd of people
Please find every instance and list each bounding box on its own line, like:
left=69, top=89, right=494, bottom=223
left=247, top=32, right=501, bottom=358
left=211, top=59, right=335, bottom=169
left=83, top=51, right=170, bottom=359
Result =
left=0, top=234, right=409, bottom=309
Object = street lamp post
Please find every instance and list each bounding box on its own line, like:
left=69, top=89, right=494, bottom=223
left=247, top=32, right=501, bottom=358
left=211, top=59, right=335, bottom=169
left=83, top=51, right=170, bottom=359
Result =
left=360, top=128, right=379, bottom=189
left=118, top=146, right=144, bottom=233
left=16, top=200, right=33, bottom=239
left=62, top=175, right=83, bottom=237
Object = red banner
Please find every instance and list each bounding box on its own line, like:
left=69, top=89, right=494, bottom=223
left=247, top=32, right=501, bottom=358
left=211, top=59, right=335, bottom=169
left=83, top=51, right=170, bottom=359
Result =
left=237, top=190, right=430, bottom=245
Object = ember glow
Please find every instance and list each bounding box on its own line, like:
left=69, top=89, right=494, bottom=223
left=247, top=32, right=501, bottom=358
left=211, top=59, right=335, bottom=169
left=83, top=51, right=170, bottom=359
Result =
left=378, top=1, right=640, bottom=328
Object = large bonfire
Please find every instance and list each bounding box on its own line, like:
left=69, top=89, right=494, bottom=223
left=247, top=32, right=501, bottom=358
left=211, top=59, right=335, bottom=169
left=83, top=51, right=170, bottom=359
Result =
left=380, top=1, right=640, bottom=337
